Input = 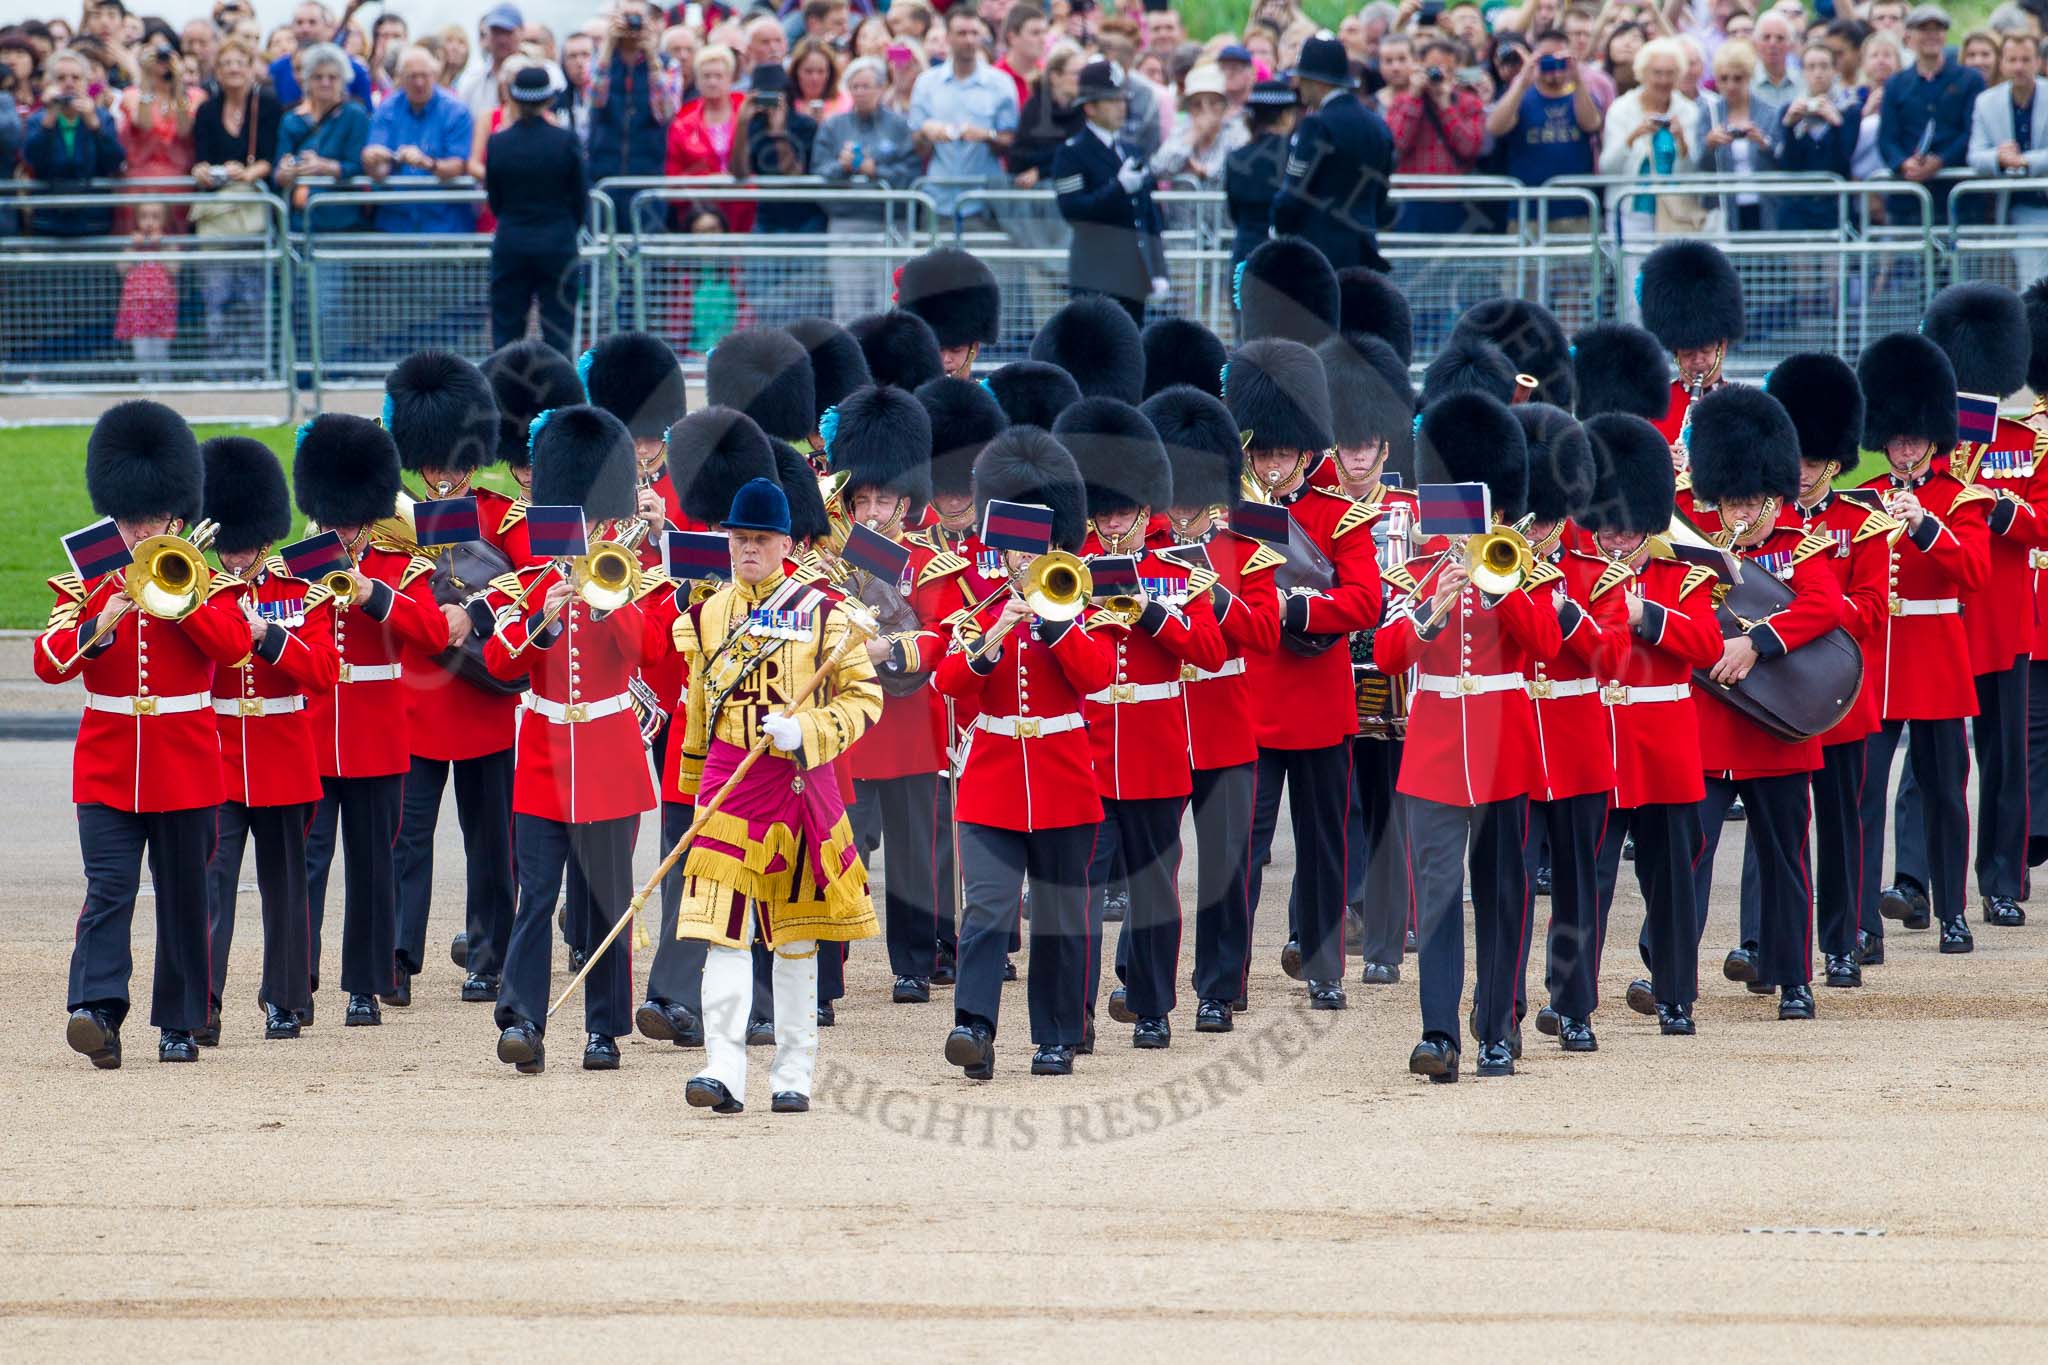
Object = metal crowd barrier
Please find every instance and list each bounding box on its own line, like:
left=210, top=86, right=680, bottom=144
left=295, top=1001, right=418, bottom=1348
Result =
left=1946, top=177, right=2048, bottom=294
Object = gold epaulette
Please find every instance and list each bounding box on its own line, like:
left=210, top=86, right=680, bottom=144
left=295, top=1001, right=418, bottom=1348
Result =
left=1186, top=566, right=1220, bottom=599
left=1675, top=471, right=1693, bottom=494
left=206, top=570, right=244, bottom=600
left=45, top=572, right=87, bottom=631
left=1241, top=543, right=1286, bottom=576
left=1525, top=559, right=1565, bottom=592
left=1083, top=607, right=1131, bottom=631
left=1333, top=499, right=1375, bottom=539
left=303, top=582, right=336, bottom=612
left=488, top=569, right=528, bottom=599
left=631, top=570, right=672, bottom=602
left=943, top=606, right=984, bottom=638
left=1680, top=565, right=1717, bottom=598
left=1853, top=508, right=1903, bottom=542
left=1383, top=563, right=1420, bottom=596
left=498, top=501, right=528, bottom=534
left=1953, top=483, right=1995, bottom=507
left=397, top=553, right=437, bottom=589
left=1790, top=530, right=1836, bottom=565
left=918, top=550, right=970, bottom=586
left=1591, top=560, right=1633, bottom=599
left=48, top=570, right=86, bottom=604
left=264, top=553, right=290, bottom=580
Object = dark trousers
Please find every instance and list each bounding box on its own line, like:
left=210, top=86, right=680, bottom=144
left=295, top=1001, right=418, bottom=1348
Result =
left=394, top=749, right=516, bottom=979
left=1739, top=738, right=1869, bottom=959
left=1087, top=795, right=1186, bottom=1018
left=857, top=772, right=945, bottom=978
left=1898, top=665, right=2025, bottom=900
left=496, top=812, right=634, bottom=1039
left=1246, top=743, right=1355, bottom=983
left=2029, top=660, right=2048, bottom=859
left=935, top=772, right=960, bottom=959
left=1696, top=774, right=1812, bottom=988
left=1353, top=737, right=1413, bottom=966
left=1515, top=791, right=1608, bottom=1021
left=304, top=774, right=403, bottom=997
left=1866, top=716, right=1970, bottom=926
left=206, top=800, right=313, bottom=1013
left=1189, top=762, right=1255, bottom=1002
left=70, top=803, right=216, bottom=1031
left=647, top=797, right=708, bottom=1013
left=956, top=821, right=1095, bottom=1046
left=489, top=248, right=578, bottom=354
left=1407, top=793, right=1527, bottom=1049
left=1601, top=801, right=1704, bottom=1006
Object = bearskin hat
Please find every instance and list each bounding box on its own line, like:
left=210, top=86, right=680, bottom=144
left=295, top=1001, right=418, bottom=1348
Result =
left=530, top=404, right=637, bottom=520
left=1225, top=338, right=1333, bottom=453
left=1639, top=239, right=1744, bottom=351
left=1451, top=296, right=1575, bottom=410
left=201, top=436, right=292, bottom=554
left=848, top=309, right=944, bottom=390
left=1858, top=331, right=1958, bottom=452
left=2025, top=275, right=2048, bottom=394
left=665, top=407, right=780, bottom=527
left=786, top=316, right=872, bottom=422
left=1571, top=323, right=1672, bottom=420
left=1421, top=332, right=1516, bottom=406
left=1337, top=266, right=1414, bottom=364
left=973, top=426, right=1089, bottom=553
left=1688, top=384, right=1801, bottom=503
left=85, top=399, right=203, bottom=524
left=384, top=349, right=499, bottom=474
left=918, top=376, right=1009, bottom=500
left=1765, top=353, right=1865, bottom=467
left=1239, top=235, right=1340, bottom=346
left=827, top=383, right=933, bottom=505
left=1140, top=384, right=1242, bottom=512
left=1318, top=332, right=1415, bottom=478
left=1515, top=403, right=1594, bottom=523
left=896, top=246, right=1000, bottom=348
left=1922, top=282, right=2030, bottom=398
left=1580, top=414, right=1676, bottom=535
left=1053, top=397, right=1171, bottom=515
left=985, top=360, right=1081, bottom=429
left=481, top=340, right=584, bottom=469
left=1030, top=295, right=1144, bottom=403
left=706, top=327, right=816, bottom=442
left=293, top=413, right=401, bottom=529
left=580, top=331, right=687, bottom=440
left=1418, top=392, right=1528, bottom=520
left=771, top=439, right=833, bottom=543
left=1142, top=316, right=1227, bottom=399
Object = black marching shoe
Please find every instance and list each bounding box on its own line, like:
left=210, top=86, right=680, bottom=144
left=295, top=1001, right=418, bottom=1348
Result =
left=772, top=1091, right=810, bottom=1113
left=1557, top=1016, right=1597, bottom=1052
left=1535, top=1006, right=1561, bottom=1037
left=1030, top=1043, right=1075, bottom=1075
left=1404, top=929, right=1417, bottom=952
left=685, top=1076, right=744, bottom=1113
left=1657, top=1001, right=1696, bottom=1035
left=945, top=1023, right=995, bottom=1080
left=1343, top=903, right=1366, bottom=953
left=1076, top=1015, right=1095, bottom=1055
left=1475, top=1040, right=1515, bottom=1077
left=1726, top=795, right=1746, bottom=822
left=1102, top=887, right=1130, bottom=922
left=931, top=948, right=958, bottom=987
left=1857, top=931, right=1885, bottom=966
left=1940, top=917, right=1975, bottom=953
left=195, top=999, right=222, bottom=1047
left=1195, top=998, right=1233, bottom=1032
left=1472, top=1009, right=1522, bottom=1059
left=1409, top=1036, right=1458, bottom=1083
left=817, top=1002, right=836, bottom=1027
left=636, top=998, right=698, bottom=1044
left=1625, top=979, right=1656, bottom=1016
left=1620, top=833, right=1636, bottom=862
left=1722, top=946, right=1760, bottom=983
left=1280, top=937, right=1305, bottom=981
left=1308, top=980, right=1347, bottom=1010
left=1361, top=961, right=1400, bottom=985
left=382, top=963, right=411, bottom=1008
left=461, top=973, right=501, bottom=1003
left=1880, top=879, right=1931, bottom=930
left=1823, top=954, right=1862, bottom=988
left=497, top=1023, right=544, bottom=1074
left=893, top=975, right=931, bottom=1004
left=1778, top=984, right=1815, bottom=1020
left=1232, top=992, right=1249, bottom=1013
left=568, top=946, right=590, bottom=971
left=1533, top=864, right=1553, bottom=896
left=159, top=1028, right=199, bottom=1063
left=1106, top=987, right=1137, bottom=1024
left=345, top=994, right=381, bottom=1026
left=1003, top=956, right=1018, bottom=982
left=1133, top=1016, right=1170, bottom=1049
left=449, top=931, right=469, bottom=969
left=1982, top=895, right=2026, bottom=927
left=583, top=1034, right=620, bottom=1070
left=263, top=1003, right=301, bottom=1040
left=747, top=1016, right=776, bottom=1046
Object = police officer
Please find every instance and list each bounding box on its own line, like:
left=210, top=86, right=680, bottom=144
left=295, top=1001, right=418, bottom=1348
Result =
left=1051, top=59, right=1168, bottom=327
left=1272, top=33, right=1395, bottom=274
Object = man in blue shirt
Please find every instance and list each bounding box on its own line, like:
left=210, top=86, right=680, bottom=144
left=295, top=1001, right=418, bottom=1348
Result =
left=363, top=46, right=477, bottom=235
left=1877, top=4, right=1985, bottom=221
left=909, top=5, right=1019, bottom=227
left=270, top=0, right=374, bottom=107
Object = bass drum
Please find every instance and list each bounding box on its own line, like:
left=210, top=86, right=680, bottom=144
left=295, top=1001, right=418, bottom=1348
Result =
left=1695, top=569, right=1862, bottom=743
left=431, top=539, right=528, bottom=697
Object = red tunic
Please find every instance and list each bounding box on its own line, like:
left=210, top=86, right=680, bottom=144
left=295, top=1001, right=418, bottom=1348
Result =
left=35, top=568, right=251, bottom=812
left=1792, top=491, right=1897, bottom=746
left=846, top=537, right=969, bottom=783
left=1855, top=465, right=1991, bottom=721
left=403, top=486, right=521, bottom=763
left=918, top=526, right=1011, bottom=735
left=1167, top=528, right=1281, bottom=771
left=212, top=563, right=341, bottom=807
left=1955, top=417, right=2048, bottom=674
left=307, top=545, right=449, bottom=779
left=1603, top=556, right=1724, bottom=808
left=1242, top=486, right=1384, bottom=751
left=1526, top=542, right=1628, bottom=802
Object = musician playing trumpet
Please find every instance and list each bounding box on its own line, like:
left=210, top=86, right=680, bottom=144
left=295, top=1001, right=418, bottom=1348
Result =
left=1637, top=239, right=1744, bottom=476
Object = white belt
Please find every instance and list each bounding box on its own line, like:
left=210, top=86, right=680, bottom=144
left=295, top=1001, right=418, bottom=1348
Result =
left=1528, top=676, right=1600, bottom=700
left=1416, top=671, right=1527, bottom=698
left=973, top=712, right=1085, bottom=739
left=85, top=691, right=211, bottom=717
left=1180, top=658, right=1246, bottom=683
left=213, top=695, right=305, bottom=717
left=526, top=691, right=634, bottom=725
left=1890, top=596, right=1960, bottom=617
left=337, top=662, right=402, bottom=683
left=1086, top=680, right=1183, bottom=705
left=1602, top=682, right=1691, bottom=705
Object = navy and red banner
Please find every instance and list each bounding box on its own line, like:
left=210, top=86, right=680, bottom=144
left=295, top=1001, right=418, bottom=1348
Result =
left=842, top=523, right=913, bottom=583
left=412, top=495, right=482, bottom=548
left=280, top=530, right=353, bottom=582
left=62, top=517, right=132, bottom=582
left=1957, top=392, right=2000, bottom=447
left=1230, top=500, right=1293, bottom=547
left=981, top=499, right=1054, bottom=555
left=1418, top=482, right=1491, bottom=539
left=1089, top=555, right=1139, bottom=595
left=665, top=530, right=731, bottom=581
left=526, top=504, right=589, bottom=560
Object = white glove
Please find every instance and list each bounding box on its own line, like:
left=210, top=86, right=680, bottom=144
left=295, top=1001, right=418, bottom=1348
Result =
left=762, top=713, right=803, bottom=753
left=1149, top=275, right=1172, bottom=301
left=1116, top=157, right=1148, bottom=193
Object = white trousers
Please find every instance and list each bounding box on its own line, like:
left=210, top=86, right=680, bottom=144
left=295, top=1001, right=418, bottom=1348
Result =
left=698, top=902, right=818, bottom=1101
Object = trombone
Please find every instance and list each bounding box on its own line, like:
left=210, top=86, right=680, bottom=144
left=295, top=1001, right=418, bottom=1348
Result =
left=503, top=522, right=648, bottom=659
left=1417, top=520, right=1535, bottom=632
left=60, top=519, right=219, bottom=670
left=957, top=551, right=1092, bottom=665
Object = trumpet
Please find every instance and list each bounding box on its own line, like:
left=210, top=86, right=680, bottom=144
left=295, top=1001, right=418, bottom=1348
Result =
left=819, top=470, right=853, bottom=555
left=322, top=567, right=359, bottom=606
left=1095, top=592, right=1147, bottom=627
left=1418, top=520, right=1534, bottom=631
left=958, top=551, right=1092, bottom=665
left=60, top=519, right=219, bottom=669
left=504, top=532, right=646, bottom=658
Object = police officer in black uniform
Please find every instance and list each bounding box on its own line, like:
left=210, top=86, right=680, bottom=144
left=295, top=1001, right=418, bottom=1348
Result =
left=1273, top=33, right=1395, bottom=273
left=1051, top=60, right=1168, bottom=328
